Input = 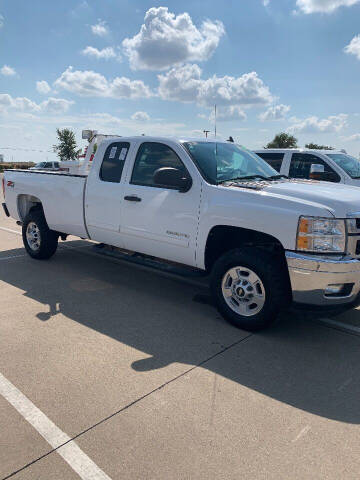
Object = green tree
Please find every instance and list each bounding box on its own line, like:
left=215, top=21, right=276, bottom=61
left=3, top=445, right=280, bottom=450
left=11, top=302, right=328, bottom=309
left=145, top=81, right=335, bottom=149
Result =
left=266, top=132, right=298, bottom=149
left=53, top=128, right=80, bottom=161
left=305, top=143, right=334, bottom=150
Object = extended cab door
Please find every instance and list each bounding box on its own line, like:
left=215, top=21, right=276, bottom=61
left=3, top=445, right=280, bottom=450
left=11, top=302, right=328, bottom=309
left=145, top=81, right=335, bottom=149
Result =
left=120, top=141, right=201, bottom=266
left=85, top=140, right=132, bottom=246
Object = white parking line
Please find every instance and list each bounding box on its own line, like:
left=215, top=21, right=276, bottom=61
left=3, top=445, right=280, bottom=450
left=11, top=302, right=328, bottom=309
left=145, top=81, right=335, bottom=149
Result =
left=0, top=373, right=112, bottom=479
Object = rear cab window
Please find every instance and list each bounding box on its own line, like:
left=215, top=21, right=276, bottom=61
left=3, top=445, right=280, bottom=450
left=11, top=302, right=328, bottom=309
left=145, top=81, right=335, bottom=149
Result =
left=100, top=142, right=130, bottom=183
left=255, top=152, right=284, bottom=173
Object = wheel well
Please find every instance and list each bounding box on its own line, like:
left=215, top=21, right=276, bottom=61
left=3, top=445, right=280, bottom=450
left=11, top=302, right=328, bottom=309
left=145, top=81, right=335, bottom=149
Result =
left=205, top=225, right=286, bottom=272
left=17, top=194, right=43, bottom=221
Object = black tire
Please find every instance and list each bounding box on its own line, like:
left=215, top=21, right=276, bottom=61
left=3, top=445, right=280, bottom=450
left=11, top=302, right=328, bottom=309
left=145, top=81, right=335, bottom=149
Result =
left=210, top=247, right=289, bottom=331
left=22, top=209, right=58, bottom=260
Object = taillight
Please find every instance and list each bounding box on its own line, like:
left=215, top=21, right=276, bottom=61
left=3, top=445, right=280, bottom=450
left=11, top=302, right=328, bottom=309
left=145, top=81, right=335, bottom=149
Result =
left=1, top=176, right=5, bottom=198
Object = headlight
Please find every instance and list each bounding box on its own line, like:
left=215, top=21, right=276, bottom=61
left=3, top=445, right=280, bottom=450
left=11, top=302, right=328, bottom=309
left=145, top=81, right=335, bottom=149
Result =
left=296, top=216, right=346, bottom=253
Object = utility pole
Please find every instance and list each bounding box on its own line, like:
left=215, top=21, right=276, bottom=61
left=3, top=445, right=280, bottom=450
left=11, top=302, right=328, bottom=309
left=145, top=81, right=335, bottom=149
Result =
left=203, top=130, right=210, bottom=138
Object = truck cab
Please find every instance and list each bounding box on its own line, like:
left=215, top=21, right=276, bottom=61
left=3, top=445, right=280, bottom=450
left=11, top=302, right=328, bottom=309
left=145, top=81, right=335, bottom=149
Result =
left=254, top=149, right=360, bottom=186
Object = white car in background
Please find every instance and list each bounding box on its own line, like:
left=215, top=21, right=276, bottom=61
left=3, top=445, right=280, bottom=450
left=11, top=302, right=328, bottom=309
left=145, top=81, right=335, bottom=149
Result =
left=254, top=149, right=360, bottom=186
left=29, top=161, right=60, bottom=171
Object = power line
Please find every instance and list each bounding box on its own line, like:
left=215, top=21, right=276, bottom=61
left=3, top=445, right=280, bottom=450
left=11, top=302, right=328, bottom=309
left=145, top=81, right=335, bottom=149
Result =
left=0, top=146, right=53, bottom=153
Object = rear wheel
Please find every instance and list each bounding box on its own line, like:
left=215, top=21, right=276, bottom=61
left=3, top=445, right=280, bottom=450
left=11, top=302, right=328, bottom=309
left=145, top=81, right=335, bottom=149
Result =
left=22, top=210, right=58, bottom=260
left=211, top=247, right=289, bottom=331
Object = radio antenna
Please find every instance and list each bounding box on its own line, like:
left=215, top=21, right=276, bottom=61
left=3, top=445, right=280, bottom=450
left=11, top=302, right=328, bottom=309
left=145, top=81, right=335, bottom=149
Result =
left=214, top=104, right=217, bottom=137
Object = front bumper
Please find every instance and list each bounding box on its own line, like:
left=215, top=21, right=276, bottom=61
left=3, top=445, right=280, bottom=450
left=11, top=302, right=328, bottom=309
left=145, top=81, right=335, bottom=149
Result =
left=2, top=202, right=9, bottom=217
left=286, top=251, right=360, bottom=306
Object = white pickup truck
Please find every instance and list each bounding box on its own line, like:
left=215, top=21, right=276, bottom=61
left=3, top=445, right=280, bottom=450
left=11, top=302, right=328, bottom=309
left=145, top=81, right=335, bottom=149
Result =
left=3, top=136, right=360, bottom=331
left=254, top=148, right=360, bottom=186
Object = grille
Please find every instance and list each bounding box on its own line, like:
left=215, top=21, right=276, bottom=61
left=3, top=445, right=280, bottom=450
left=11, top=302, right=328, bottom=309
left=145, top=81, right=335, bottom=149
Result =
left=347, top=218, right=360, bottom=258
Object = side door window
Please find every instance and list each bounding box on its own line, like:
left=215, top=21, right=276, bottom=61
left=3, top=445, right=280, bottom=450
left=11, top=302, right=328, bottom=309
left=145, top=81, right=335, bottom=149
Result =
left=131, top=142, right=188, bottom=188
left=100, top=142, right=130, bottom=183
left=289, top=153, right=340, bottom=182
left=255, top=153, right=284, bottom=173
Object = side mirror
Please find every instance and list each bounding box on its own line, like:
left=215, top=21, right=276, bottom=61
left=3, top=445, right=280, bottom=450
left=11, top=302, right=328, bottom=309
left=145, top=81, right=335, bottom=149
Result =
left=309, top=163, right=325, bottom=180
left=153, top=167, right=192, bottom=192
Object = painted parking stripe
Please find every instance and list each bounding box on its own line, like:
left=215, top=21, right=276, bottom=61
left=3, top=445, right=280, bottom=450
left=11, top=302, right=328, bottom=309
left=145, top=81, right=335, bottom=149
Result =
left=0, top=373, right=112, bottom=480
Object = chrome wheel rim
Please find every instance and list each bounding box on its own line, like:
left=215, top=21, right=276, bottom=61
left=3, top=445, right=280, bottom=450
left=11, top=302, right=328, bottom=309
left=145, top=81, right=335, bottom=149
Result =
left=221, top=266, right=265, bottom=317
left=26, top=222, right=41, bottom=251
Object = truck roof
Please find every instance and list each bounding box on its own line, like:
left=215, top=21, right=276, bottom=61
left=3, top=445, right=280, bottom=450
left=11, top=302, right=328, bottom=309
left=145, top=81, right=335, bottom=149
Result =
left=254, top=148, right=345, bottom=154
left=100, top=135, right=230, bottom=146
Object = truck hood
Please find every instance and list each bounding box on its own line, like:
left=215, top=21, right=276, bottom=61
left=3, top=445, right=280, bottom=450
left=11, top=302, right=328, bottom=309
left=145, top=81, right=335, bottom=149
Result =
left=257, top=180, right=360, bottom=217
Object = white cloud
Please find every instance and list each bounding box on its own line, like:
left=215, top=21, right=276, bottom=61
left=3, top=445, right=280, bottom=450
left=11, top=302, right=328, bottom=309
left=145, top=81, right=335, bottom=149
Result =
left=0, top=93, right=73, bottom=114
left=0, top=14, right=4, bottom=28
left=91, top=19, right=108, bottom=36
left=344, top=133, right=360, bottom=141
left=122, top=6, right=225, bottom=70
left=1, top=65, right=16, bottom=76
left=158, top=64, right=273, bottom=108
left=210, top=105, right=247, bottom=122
left=131, top=111, right=150, bottom=122
left=40, top=97, right=74, bottom=113
left=158, top=64, right=202, bottom=103
left=54, top=66, right=152, bottom=99
left=259, top=104, right=290, bottom=121
left=344, top=34, right=360, bottom=60
left=36, top=80, right=51, bottom=95
left=296, top=0, right=360, bottom=13
left=287, top=114, right=348, bottom=133
left=81, top=46, right=120, bottom=60
left=263, top=0, right=270, bottom=6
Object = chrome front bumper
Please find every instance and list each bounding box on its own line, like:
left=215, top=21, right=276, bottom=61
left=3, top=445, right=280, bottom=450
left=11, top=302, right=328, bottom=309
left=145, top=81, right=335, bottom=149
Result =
left=286, top=251, right=360, bottom=306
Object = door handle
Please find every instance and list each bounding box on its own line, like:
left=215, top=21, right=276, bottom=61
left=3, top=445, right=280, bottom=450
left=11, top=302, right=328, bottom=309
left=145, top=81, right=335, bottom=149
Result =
left=124, top=195, right=142, bottom=202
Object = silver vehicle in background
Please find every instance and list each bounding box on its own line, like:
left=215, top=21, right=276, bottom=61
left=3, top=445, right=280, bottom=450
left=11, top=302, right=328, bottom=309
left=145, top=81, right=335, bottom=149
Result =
left=29, top=161, right=60, bottom=171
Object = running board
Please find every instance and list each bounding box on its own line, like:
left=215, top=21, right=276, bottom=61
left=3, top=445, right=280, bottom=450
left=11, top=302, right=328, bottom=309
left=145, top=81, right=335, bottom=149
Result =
left=92, top=243, right=207, bottom=278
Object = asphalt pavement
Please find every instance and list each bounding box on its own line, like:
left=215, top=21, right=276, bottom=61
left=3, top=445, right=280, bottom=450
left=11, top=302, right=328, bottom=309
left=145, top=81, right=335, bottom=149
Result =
left=1, top=185, right=360, bottom=479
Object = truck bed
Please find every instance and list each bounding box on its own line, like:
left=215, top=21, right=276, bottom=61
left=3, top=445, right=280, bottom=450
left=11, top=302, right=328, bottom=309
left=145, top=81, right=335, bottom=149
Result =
left=4, top=169, right=89, bottom=238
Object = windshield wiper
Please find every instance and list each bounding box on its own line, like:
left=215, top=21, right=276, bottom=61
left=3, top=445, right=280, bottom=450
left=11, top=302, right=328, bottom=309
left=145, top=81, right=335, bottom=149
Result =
left=217, top=175, right=268, bottom=184
left=269, top=174, right=288, bottom=180
left=217, top=175, right=265, bottom=185
left=217, top=174, right=287, bottom=185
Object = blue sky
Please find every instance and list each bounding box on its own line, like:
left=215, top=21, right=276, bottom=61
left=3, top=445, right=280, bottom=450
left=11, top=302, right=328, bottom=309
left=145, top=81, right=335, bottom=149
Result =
left=1, top=0, right=360, bottom=162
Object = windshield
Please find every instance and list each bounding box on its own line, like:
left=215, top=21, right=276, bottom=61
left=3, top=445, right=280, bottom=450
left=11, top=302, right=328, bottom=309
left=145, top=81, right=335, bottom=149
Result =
left=327, top=153, right=360, bottom=179
left=35, top=162, right=46, bottom=168
left=183, top=142, right=278, bottom=184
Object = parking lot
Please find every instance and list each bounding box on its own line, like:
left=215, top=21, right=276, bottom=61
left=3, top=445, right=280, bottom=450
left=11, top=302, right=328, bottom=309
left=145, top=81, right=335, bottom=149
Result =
left=2, top=189, right=360, bottom=479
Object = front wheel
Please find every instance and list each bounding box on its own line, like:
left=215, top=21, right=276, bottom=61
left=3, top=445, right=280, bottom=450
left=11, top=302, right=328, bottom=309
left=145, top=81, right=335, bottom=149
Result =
left=210, top=247, right=289, bottom=331
left=22, top=210, right=58, bottom=260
